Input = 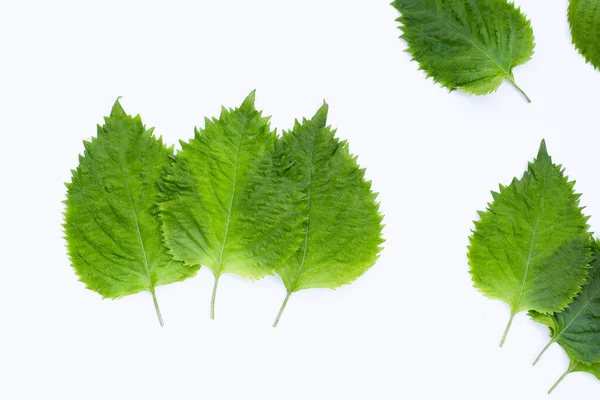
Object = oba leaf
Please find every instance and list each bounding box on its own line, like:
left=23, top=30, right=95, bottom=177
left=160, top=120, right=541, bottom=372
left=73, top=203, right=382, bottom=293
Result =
left=392, top=0, right=535, bottom=101
left=159, top=92, right=303, bottom=319
left=528, top=241, right=600, bottom=392
left=272, top=103, right=384, bottom=327
left=531, top=240, right=600, bottom=365
left=468, top=140, right=592, bottom=346
left=569, top=0, right=600, bottom=70
left=64, top=100, right=198, bottom=325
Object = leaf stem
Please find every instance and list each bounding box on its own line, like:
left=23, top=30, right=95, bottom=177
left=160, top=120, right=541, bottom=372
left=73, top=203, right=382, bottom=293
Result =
left=151, top=290, right=164, bottom=327
left=548, top=362, right=578, bottom=394
left=533, top=339, right=555, bottom=366
left=273, top=292, right=292, bottom=328
left=500, top=313, right=516, bottom=347
left=507, top=77, right=531, bottom=103
left=210, top=277, right=219, bottom=320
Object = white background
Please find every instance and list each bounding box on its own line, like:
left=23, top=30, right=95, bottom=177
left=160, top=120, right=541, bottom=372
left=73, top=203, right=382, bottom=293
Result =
left=1, top=0, right=599, bottom=398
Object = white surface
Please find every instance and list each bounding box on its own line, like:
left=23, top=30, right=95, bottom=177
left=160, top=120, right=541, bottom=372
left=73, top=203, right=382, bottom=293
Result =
left=1, top=0, right=599, bottom=398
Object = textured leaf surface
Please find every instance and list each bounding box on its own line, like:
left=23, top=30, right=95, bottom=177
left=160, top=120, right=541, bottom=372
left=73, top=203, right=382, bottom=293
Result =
left=531, top=240, right=600, bottom=365
left=569, top=0, right=600, bottom=70
left=64, top=100, right=197, bottom=325
left=468, top=140, right=591, bottom=345
left=392, top=0, right=535, bottom=101
left=272, top=103, right=384, bottom=326
left=159, top=92, right=302, bottom=318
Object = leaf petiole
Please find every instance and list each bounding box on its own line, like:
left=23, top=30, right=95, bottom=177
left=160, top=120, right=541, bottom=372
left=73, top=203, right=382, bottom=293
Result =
left=273, top=292, right=292, bottom=328
left=507, top=77, right=531, bottom=103
left=533, top=338, right=556, bottom=366
left=500, top=313, right=516, bottom=347
left=210, top=277, right=219, bottom=320
left=151, top=290, right=164, bottom=327
left=548, top=362, right=578, bottom=394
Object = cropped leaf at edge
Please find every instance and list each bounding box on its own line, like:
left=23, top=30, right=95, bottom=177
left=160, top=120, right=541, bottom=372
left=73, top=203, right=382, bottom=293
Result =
left=392, top=0, right=535, bottom=101
left=538, top=355, right=600, bottom=394
left=159, top=92, right=303, bottom=319
left=530, top=240, right=600, bottom=366
left=560, top=361, right=600, bottom=393
left=64, top=100, right=198, bottom=325
left=468, top=140, right=592, bottom=346
left=529, top=241, right=600, bottom=392
left=569, top=0, right=600, bottom=71
left=272, top=103, right=384, bottom=327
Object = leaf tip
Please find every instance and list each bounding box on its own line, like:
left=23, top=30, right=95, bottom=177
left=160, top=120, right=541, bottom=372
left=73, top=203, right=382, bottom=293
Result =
left=311, top=102, right=329, bottom=128
left=110, top=96, right=126, bottom=118
left=537, top=139, right=550, bottom=161
left=241, top=90, right=257, bottom=110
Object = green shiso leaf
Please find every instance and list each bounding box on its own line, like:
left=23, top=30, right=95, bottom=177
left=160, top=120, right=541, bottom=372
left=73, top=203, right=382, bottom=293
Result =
left=568, top=0, right=600, bottom=71
left=468, top=140, right=592, bottom=346
left=64, top=99, right=198, bottom=326
left=272, top=103, right=384, bottom=327
left=392, top=0, right=535, bottom=101
left=530, top=240, right=600, bottom=392
left=159, top=92, right=302, bottom=320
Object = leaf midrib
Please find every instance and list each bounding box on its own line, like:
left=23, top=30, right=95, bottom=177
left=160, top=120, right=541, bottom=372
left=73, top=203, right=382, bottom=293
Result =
left=213, top=120, right=246, bottom=278
left=409, top=0, right=512, bottom=79
left=288, top=132, right=317, bottom=293
left=118, top=133, right=155, bottom=293
left=514, top=179, right=545, bottom=312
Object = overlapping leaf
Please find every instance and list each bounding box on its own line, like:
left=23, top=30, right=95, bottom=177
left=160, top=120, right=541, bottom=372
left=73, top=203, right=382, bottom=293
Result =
left=532, top=241, right=600, bottom=364
left=530, top=240, right=600, bottom=391
left=159, top=92, right=303, bottom=319
left=468, top=140, right=592, bottom=346
left=271, top=103, right=384, bottom=326
left=66, top=94, right=385, bottom=326
left=569, top=0, right=600, bottom=71
left=392, top=0, right=535, bottom=101
left=64, top=100, right=198, bottom=325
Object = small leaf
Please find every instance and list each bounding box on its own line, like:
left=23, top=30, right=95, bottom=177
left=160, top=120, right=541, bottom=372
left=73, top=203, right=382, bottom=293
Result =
left=64, top=99, right=198, bottom=325
left=159, top=92, right=303, bottom=319
left=391, top=0, right=535, bottom=101
left=569, top=0, right=600, bottom=70
left=468, top=140, right=592, bottom=346
left=272, top=103, right=384, bottom=327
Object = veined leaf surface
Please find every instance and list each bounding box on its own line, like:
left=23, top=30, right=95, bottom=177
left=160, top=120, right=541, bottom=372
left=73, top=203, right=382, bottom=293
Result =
left=569, top=0, right=600, bottom=70
left=531, top=241, right=600, bottom=365
left=159, top=92, right=302, bottom=319
left=272, top=103, right=384, bottom=327
left=392, top=0, right=535, bottom=101
left=468, top=140, right=592, bottom=346
left=64, top=100, right=197, bottom=325
left=530, top=241, right=600, bottom=392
